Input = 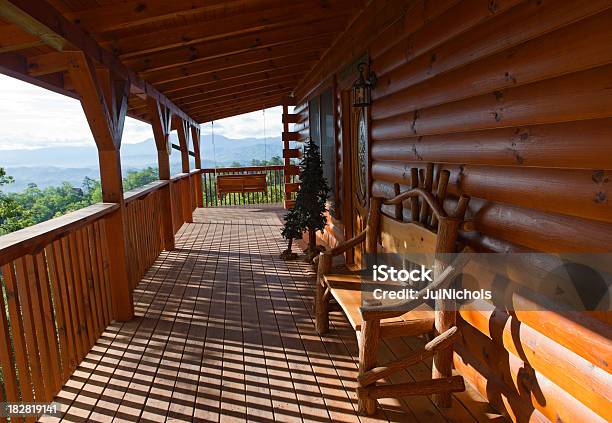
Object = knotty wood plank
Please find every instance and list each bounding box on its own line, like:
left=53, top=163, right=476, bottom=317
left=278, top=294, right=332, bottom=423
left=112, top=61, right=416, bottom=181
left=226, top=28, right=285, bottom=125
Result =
left=62, top=235, right=86, bottom=360
left=73, top=229, right=96, bottom=349
left=0, top=203, right=119, bottom=267
left=34, top=251, right=63, bottom=393
left=13, top=257, right=47, bottom=401
left=45, top=243, right=71, bottom=383
left=52, top=239, right=80, bottom=374
left=166, top=221, right=211, bottom=421
left=85, top=225, right=105, bottom=337
left=0, top=267, right=20, bottom=406
left=192, top=221, right=223, bottom=422
left=92, top=221, right=111, bottom=326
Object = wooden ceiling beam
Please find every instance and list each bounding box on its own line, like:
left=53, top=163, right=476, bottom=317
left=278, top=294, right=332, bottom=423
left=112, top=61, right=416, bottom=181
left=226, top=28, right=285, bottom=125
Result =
left=130, top=85, right=291, bottom=116
left=193, top=97, right=287, bottom=122
left=142, top=36, right=331, bottom=85
left=0, top=23, right=44, bottom=53
left=177, top=77, right=298, bottom=108
left=0, top=51, right=74, bottom=98
left=123, top=17, right=346, bottom=74
left=159, top=58, right=316, bottom=97
left=185, top=87, right=291, bottom=114
left=63, top=0, right=270, bottom=34
left=26, top=51, right=70, bottom=76
left=128, top=73, right=299, bottom=111
left=108, top=0, right=356, bottom=59
left=3, top=0, right=198, bottom=125
left=294, top=0, right=408, bottom=101
left=165, top=71, right=304, bottom=107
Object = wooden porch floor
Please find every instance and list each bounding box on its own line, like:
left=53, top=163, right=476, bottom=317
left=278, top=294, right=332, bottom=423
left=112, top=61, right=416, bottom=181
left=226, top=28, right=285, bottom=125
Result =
left=41, top=207, right=504, bottom=423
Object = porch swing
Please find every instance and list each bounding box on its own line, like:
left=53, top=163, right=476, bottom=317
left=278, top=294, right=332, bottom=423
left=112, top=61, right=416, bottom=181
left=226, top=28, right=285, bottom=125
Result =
left=213, top=109, right=269, bottom=198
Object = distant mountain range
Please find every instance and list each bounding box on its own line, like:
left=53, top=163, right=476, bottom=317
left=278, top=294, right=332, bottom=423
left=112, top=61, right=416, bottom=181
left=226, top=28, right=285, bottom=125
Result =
left=1, top=134, right=282, bottom=192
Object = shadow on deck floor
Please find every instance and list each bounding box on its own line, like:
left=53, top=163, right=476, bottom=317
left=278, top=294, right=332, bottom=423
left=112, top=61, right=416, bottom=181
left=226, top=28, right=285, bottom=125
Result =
left=41, top=207, right=503, bottom=423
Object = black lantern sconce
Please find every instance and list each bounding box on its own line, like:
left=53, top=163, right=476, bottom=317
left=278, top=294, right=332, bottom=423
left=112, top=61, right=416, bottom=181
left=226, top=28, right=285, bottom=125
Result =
left=352, top=62, right=377, bottom=108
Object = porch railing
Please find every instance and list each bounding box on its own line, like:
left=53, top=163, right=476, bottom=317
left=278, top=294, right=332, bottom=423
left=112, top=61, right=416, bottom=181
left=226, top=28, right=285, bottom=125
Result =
left=201, top=165, right=285, bottom=207
left=0, top=203, right=117, bottom=403
left=0, top=172, right=202, bottom=404
left=124, top=181, right=166, bottom=290
left=0, top=166, right=282, bottom=404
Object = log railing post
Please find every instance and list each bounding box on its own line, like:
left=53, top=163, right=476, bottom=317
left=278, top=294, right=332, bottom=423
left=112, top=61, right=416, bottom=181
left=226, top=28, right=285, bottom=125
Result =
left=176, top=116, right=193, bottom=223
left=281, top=96, right=297, bottom=209
left=148, top=98, right=175, bottom=250
left=67, top=52, right=133, bottom=321
left=191, top=125, right=204, bottom=208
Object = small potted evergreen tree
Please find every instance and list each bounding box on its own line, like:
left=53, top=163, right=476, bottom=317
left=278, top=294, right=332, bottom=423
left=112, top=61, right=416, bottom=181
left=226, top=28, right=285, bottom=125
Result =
left=280, top=140, right=329, bottom=263
left=280, top=206, right=304, bottom=260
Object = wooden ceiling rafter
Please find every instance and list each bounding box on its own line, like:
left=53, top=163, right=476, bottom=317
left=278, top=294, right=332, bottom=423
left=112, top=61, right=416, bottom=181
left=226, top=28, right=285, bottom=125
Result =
left=1, top=0, right=198, bottom=126
left=1, top=0, right=368, bottom=124
left=62, top=0, right=269, bottom=34
left=293, top=0, right=410, bottom=101
left=185, top=87, right=292, bottom=114
left=0, top=23, right=44, bottom=53
left=141, top=36, right=332, bottom=85
left=130, top=73, right=302, bottom=113
left=193, top=97, right=288, bottom=122
left=123, top=16, right=347, bottom=74
left=159, top=60, right=316, bottom=97
left=106, top=0, right=357, bottom=59
left=175, top=75, right=300, bottom=108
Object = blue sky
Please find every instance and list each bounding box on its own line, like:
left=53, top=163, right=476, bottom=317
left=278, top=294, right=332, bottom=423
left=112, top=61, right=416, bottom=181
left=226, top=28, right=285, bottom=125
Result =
left=0, top=74, right=283, bottom=150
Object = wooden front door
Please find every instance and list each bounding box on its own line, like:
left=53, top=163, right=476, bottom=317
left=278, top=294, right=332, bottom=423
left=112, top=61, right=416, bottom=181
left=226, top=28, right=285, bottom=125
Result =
left=342, top=90, right=370, bottom=267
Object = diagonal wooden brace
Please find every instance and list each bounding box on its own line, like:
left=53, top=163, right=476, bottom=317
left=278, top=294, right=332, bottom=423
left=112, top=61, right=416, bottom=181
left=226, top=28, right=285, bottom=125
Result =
left=358, top=326, right=459, bottom=387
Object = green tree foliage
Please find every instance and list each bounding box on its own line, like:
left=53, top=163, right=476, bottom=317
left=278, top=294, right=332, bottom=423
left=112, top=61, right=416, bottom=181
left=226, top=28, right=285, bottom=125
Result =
left=249, top=156, right=283, bottom=166
left=0, top=167, right=31, bottom=235
left=0, top=166, right=159, bottom=235
left=123, top=167, right=159, bottom=191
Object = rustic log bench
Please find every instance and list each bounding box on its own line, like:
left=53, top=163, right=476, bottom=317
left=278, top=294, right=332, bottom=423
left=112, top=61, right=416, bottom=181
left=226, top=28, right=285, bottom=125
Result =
left=217, top=173, right=267, bottom=197
left=315, top=165, right=471, bottom=415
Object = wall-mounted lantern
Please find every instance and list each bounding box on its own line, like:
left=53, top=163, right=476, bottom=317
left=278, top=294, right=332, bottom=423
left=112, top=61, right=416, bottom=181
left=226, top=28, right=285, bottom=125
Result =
left=352, top=62, right=376, bottom=108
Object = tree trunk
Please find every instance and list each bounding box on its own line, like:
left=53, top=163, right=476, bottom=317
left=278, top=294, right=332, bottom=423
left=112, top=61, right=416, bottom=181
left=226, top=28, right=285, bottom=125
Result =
left=309, top=227, right=316, bottom=252
left=280, top=237, right=298, bottom=260
left=304, top=227, right=319, bottom=263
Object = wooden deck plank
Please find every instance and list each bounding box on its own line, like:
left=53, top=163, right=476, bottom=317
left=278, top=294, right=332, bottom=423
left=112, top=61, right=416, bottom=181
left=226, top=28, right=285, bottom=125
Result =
left=47, top=206, right=501, bottom=423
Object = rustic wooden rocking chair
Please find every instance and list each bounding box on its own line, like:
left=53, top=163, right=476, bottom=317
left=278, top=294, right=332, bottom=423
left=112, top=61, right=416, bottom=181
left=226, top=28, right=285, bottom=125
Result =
left=315, top=164, right=471, bottom=415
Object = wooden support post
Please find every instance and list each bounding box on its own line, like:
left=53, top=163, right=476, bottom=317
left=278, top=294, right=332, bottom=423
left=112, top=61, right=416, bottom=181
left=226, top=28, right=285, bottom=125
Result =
left=282, top=96, right=296, bottom=208
left=315, top=252, right=332, bottom=334
left=191, top=125, right=204, bottom=208
left=176, top=117, right=193, bottom=223
left=358, top=319, right=380, bottom=415
left=358, top=326, right=459, bottom=387
left=432, top=215, right=462, bottom=407
left=148, top=97, right=175, bottom=250
left=67, top=52, right=133, bottom=321
left=365, top=197, right=382, bottom=255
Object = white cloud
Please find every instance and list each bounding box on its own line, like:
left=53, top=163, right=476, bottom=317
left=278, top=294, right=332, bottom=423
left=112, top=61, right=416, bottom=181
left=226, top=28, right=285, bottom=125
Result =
left=0, top=73, right=280, bottom=151
left=0, top=74, right=155, bottom=150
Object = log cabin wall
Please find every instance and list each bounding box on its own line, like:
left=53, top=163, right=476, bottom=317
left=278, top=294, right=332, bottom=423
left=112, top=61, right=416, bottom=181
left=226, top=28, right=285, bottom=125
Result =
left=294, top=0, right=612, bottom=421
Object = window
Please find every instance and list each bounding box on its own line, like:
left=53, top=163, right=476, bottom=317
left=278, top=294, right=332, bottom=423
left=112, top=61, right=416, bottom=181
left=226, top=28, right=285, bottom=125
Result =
left=309, top=88, right=336, bottom=207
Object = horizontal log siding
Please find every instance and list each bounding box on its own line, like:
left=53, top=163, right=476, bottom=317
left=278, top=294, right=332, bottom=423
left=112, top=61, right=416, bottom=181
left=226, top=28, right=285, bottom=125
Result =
left=364, top=1, right=612, bottom=421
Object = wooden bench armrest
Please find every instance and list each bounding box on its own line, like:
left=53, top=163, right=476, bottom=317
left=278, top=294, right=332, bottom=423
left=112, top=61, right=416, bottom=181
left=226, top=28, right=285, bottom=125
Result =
left=359, top=249, right=472, bottom=321
left=316, top=229, right=367, bottom=279
left=330, top=229, right=367, bottom=256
